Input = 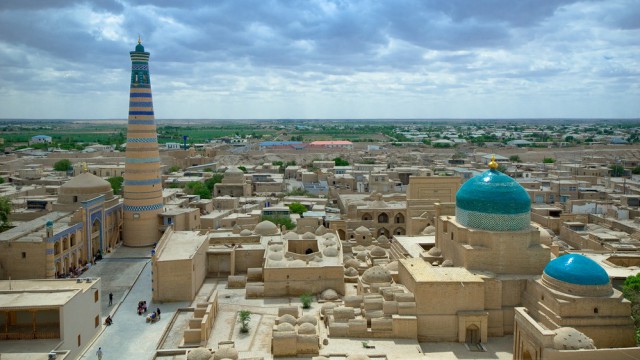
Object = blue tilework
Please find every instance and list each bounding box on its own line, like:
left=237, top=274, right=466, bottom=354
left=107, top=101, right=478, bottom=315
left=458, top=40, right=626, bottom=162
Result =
left=132, top=64, right=148, bottom=70
left=125, top=157, right=160, bottom=164
left=105, top=202, right=123, bottom=216
left=130, top=93, right=152, bottom=98
left=129, top=102, right=153, bottom=107
left=127, top=137, right=157, bottom=143
left=81, top=195, right=105, bottom=209
left=544, top=254, right=610, bottom=285
left=125, top=178, right=162, bottom=186
left=456, top=207, right=530, bottom=232
left=128, top=111, right=154, bottom=115
left=124, top=203, right=163, bottom=212
left=128, top=120, right=156, bottom=125
left=47, top=222, right=83, bottom=243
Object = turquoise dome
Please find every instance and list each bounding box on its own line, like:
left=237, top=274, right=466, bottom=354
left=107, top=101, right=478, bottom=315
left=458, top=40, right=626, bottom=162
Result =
left=135, top=43, right=145, bottom=52
left=544, top=254, right=610, bottom=286
left=455, top=169, right=531, bottom=231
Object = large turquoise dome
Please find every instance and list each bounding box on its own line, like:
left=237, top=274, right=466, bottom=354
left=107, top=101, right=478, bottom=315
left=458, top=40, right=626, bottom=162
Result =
left=456, top=167, right=531, bottom=231
left=544, top=254, right=609, bottom=286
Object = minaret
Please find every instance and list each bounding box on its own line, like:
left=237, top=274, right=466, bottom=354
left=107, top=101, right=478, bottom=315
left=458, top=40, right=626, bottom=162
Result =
left=123, top=37, right=163, bottom=247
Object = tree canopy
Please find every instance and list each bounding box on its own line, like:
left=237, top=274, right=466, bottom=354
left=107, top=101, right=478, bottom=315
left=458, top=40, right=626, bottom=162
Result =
left=333, top=157, right=349, bottom=166
left=53, top=159, right=73, bottom=172
left=0, top=196, right=12, bottom=229
left=288, top=202, right=307, bottom=216
left=187, top=181, right=212, bottom=199
left=107, top=176, right=124, bottom=195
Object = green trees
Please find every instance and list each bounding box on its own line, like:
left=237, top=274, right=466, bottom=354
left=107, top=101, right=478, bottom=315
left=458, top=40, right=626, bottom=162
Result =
left=107, top=176, right=124, bottom=195
left=623, top=273, right=640, bottom=342
left=238, top=310, right=251, bottom=333
left=187, top=182, right=212, bottom=199
left=543, top=157, right=555, bottom=164
left=333, top=157, right=349, bottom=166
left=610, top=164, right=625, bottom=177
left=262, top=215, right=295, bottom=230
left=288, top=202, right=307, bottom=216
left=632, top=166, right=640, bottom=175
left=53, top=159, right=73, bottom=172
left=204, top=174, right=224, bottom=194
left=509, top=155, right=521, bottom=163
left=168, top=165, right=181, bottom=173
left=0, top=196, right=11, bottom=229
left=300, top=293, right=313, bottom=309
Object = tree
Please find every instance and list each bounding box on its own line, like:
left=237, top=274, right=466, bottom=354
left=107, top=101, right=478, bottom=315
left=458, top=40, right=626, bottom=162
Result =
left=204, top=174, right=224, bottom=193
left=623, top=273, right=640, bottom=343
left=509, top=155, right=521, bottom=163
left=53, top=159, right=73, bottom=172
left=0, top=196, right=11, bottom=229
left=237, top=166, right=247, bottom=173
left=300, top=293, right=313, bottom=309
left=543, top=157, right=555, bottom=164
left=632, top=166, right=640, bottom=175
left=168, top=165, right=181, bottom=173
left=107, top=176, right=124, bottom=195
left=333, top=157, right=349, bottom=166
left=497, top=164, right=508, bottom=173
left=187, top=182, right=212, bottom=199
left=262, top=215, right=295, bottom=230
left=238, top=310, right=251, bottom=333
left=0, top=177, right=4, bottom=184
left=288, top=202, right=307, bottom=216
left=610, top=164, right=625, bottom=177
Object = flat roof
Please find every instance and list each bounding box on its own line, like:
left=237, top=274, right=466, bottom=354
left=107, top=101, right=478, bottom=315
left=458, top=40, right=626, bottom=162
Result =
left=401, top=258, right=483, bottom=283
left=0, top=278, right=98, bottom=309
left=156, top=231, right=208, bottom=261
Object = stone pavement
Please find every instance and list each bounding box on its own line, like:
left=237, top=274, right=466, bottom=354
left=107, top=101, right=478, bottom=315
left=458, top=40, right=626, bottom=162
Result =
left=77, top=245, right=189, bottom=360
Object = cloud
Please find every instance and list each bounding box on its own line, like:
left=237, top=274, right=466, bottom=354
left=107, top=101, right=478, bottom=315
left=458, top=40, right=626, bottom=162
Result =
left=0, top=0, right=638, bottom=119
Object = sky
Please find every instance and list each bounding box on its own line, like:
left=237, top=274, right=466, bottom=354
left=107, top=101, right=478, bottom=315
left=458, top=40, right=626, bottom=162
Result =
left=0, top=0, right=639, bottom=120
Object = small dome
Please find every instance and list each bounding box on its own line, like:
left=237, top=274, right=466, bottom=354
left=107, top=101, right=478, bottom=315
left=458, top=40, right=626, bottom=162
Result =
left=298, top=322, right=317, bottom=334
left=362, top=265, right=392, bottom=284
left=315, top=225, right=327, bottom=235
left=427, top=247, right=442, bottom=257
left=544, top=254, right=609, bottom=286
left=269, top=244, right=283, bottom=252
left=276, top=322, right=295, bottom=332
left=278, top=314, right=297, bottom=325
left=213, top=347, right=238, bottom=360
left=356, top=251, right=369, bottom=261
left=240, top=229, right=253, bottom=236
left=352, top=245, right=366, bottom=252
left=283, top=232, right=299, bottom=240
left=135, top=42, right=145, bottom=52
left=323, top=233, right=336, bottom=239
left=254, top=220, right=279, bottom=235
left=323, top=247, right=339, bottom=257
left=345, top=267, right=359, bottom=276
left=302, top=232, right=316, bottom=240
left=370, top=246, right=387, bottom=257
left=422, top=225, right=436, bottom=235
left=311, top=256, right=323, bottom=263
left=289, top=259, right=307, bottom=267
left=225, top=166, right=244, bottom=175
left=268, top=252, right=283, bottom=261
left=455, top=168, right=531, bottom=231
left=322, top=239, right=337, bottom=247
left=376, top=235, right=389, bottom=244
left=320, top=289, right=339, bottom=301
left=553, top=327, right=596, bottom=350
left=187, top=348, right=212, bottom=360
left=344, top=259, right=359, bottom=269
left=46, top=219, right=54, bottom=227
left=385, top=261, right=398, bottom=272
left=355, top=226, right=371, bottom=235
left=298, top=314, right=318, bottom=325
left=442, top=260, right=453, bottom=267
left=60, top=172, right=111, bottom=194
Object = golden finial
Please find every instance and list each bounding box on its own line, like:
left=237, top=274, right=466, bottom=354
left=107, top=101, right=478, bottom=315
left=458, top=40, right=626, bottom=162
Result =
left=82, top=162, right=88, bottom=173
left=488, top=154, right=498, bottom=170
left=138, top=34, right=141, bottom=45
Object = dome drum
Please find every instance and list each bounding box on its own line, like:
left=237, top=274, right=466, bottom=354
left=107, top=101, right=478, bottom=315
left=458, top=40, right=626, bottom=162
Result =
left=542, top=254, right=613, bottom=297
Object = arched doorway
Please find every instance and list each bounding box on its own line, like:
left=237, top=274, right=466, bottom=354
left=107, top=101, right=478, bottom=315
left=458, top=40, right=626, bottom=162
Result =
left=394, top=227, right=406, bottom=236
left=377, top=228, right=389, bottom=238
left=377, top=213, right=389, bottom=223
left=465, top=324, right=480, bottom=345
left=362, top=213, right=372, bottom=221
left=91, top=219, right=101, bottom=258
left=522, top=350, right=532, bottom=360
left=395, top=213, right=405, bottom=224
left=337, top=229, right=346, bottom=240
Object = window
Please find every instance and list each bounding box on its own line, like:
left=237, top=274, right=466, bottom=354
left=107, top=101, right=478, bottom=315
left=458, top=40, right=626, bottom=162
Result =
left=94, top=290, right=99, bottom=302
left=95, top=315, right=99, bottom=328
left=594, top=307, right=598, bottom=314
left=22, top=252, right=26, bottom=259
left=77, top=334, right=81, bottom=347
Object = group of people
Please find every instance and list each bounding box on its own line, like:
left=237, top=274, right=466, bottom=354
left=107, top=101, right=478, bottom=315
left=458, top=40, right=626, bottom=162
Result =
left=104, top=315, right=113, bottom=326
left=137, top=300, right=148, bottom=315
left=146, top=307, right=161, bottom=323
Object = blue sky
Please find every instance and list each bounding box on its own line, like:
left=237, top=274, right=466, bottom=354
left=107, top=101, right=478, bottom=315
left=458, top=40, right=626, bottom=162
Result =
left=0, top=0, right=638, bottom=119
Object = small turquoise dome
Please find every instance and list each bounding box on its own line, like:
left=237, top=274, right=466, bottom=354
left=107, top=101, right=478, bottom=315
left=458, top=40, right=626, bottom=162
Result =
left=544, top=254, right=609, bottom=286
left=46, top=220, right=53, bottom=228
left=135, top=43, right=145, bottom=52
left=455, top=169, right=531, bottom=231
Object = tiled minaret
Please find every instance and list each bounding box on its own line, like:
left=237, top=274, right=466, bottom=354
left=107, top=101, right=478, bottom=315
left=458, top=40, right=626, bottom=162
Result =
left=123, top=37, right=163, bottom=247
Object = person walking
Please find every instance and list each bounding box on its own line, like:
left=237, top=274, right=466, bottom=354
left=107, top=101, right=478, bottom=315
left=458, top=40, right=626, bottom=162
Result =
left=96, top=347, right=103, bottom=360
left=108, top=292, right=113, bottom=306
left=156, top=307, right=161, bottom=320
